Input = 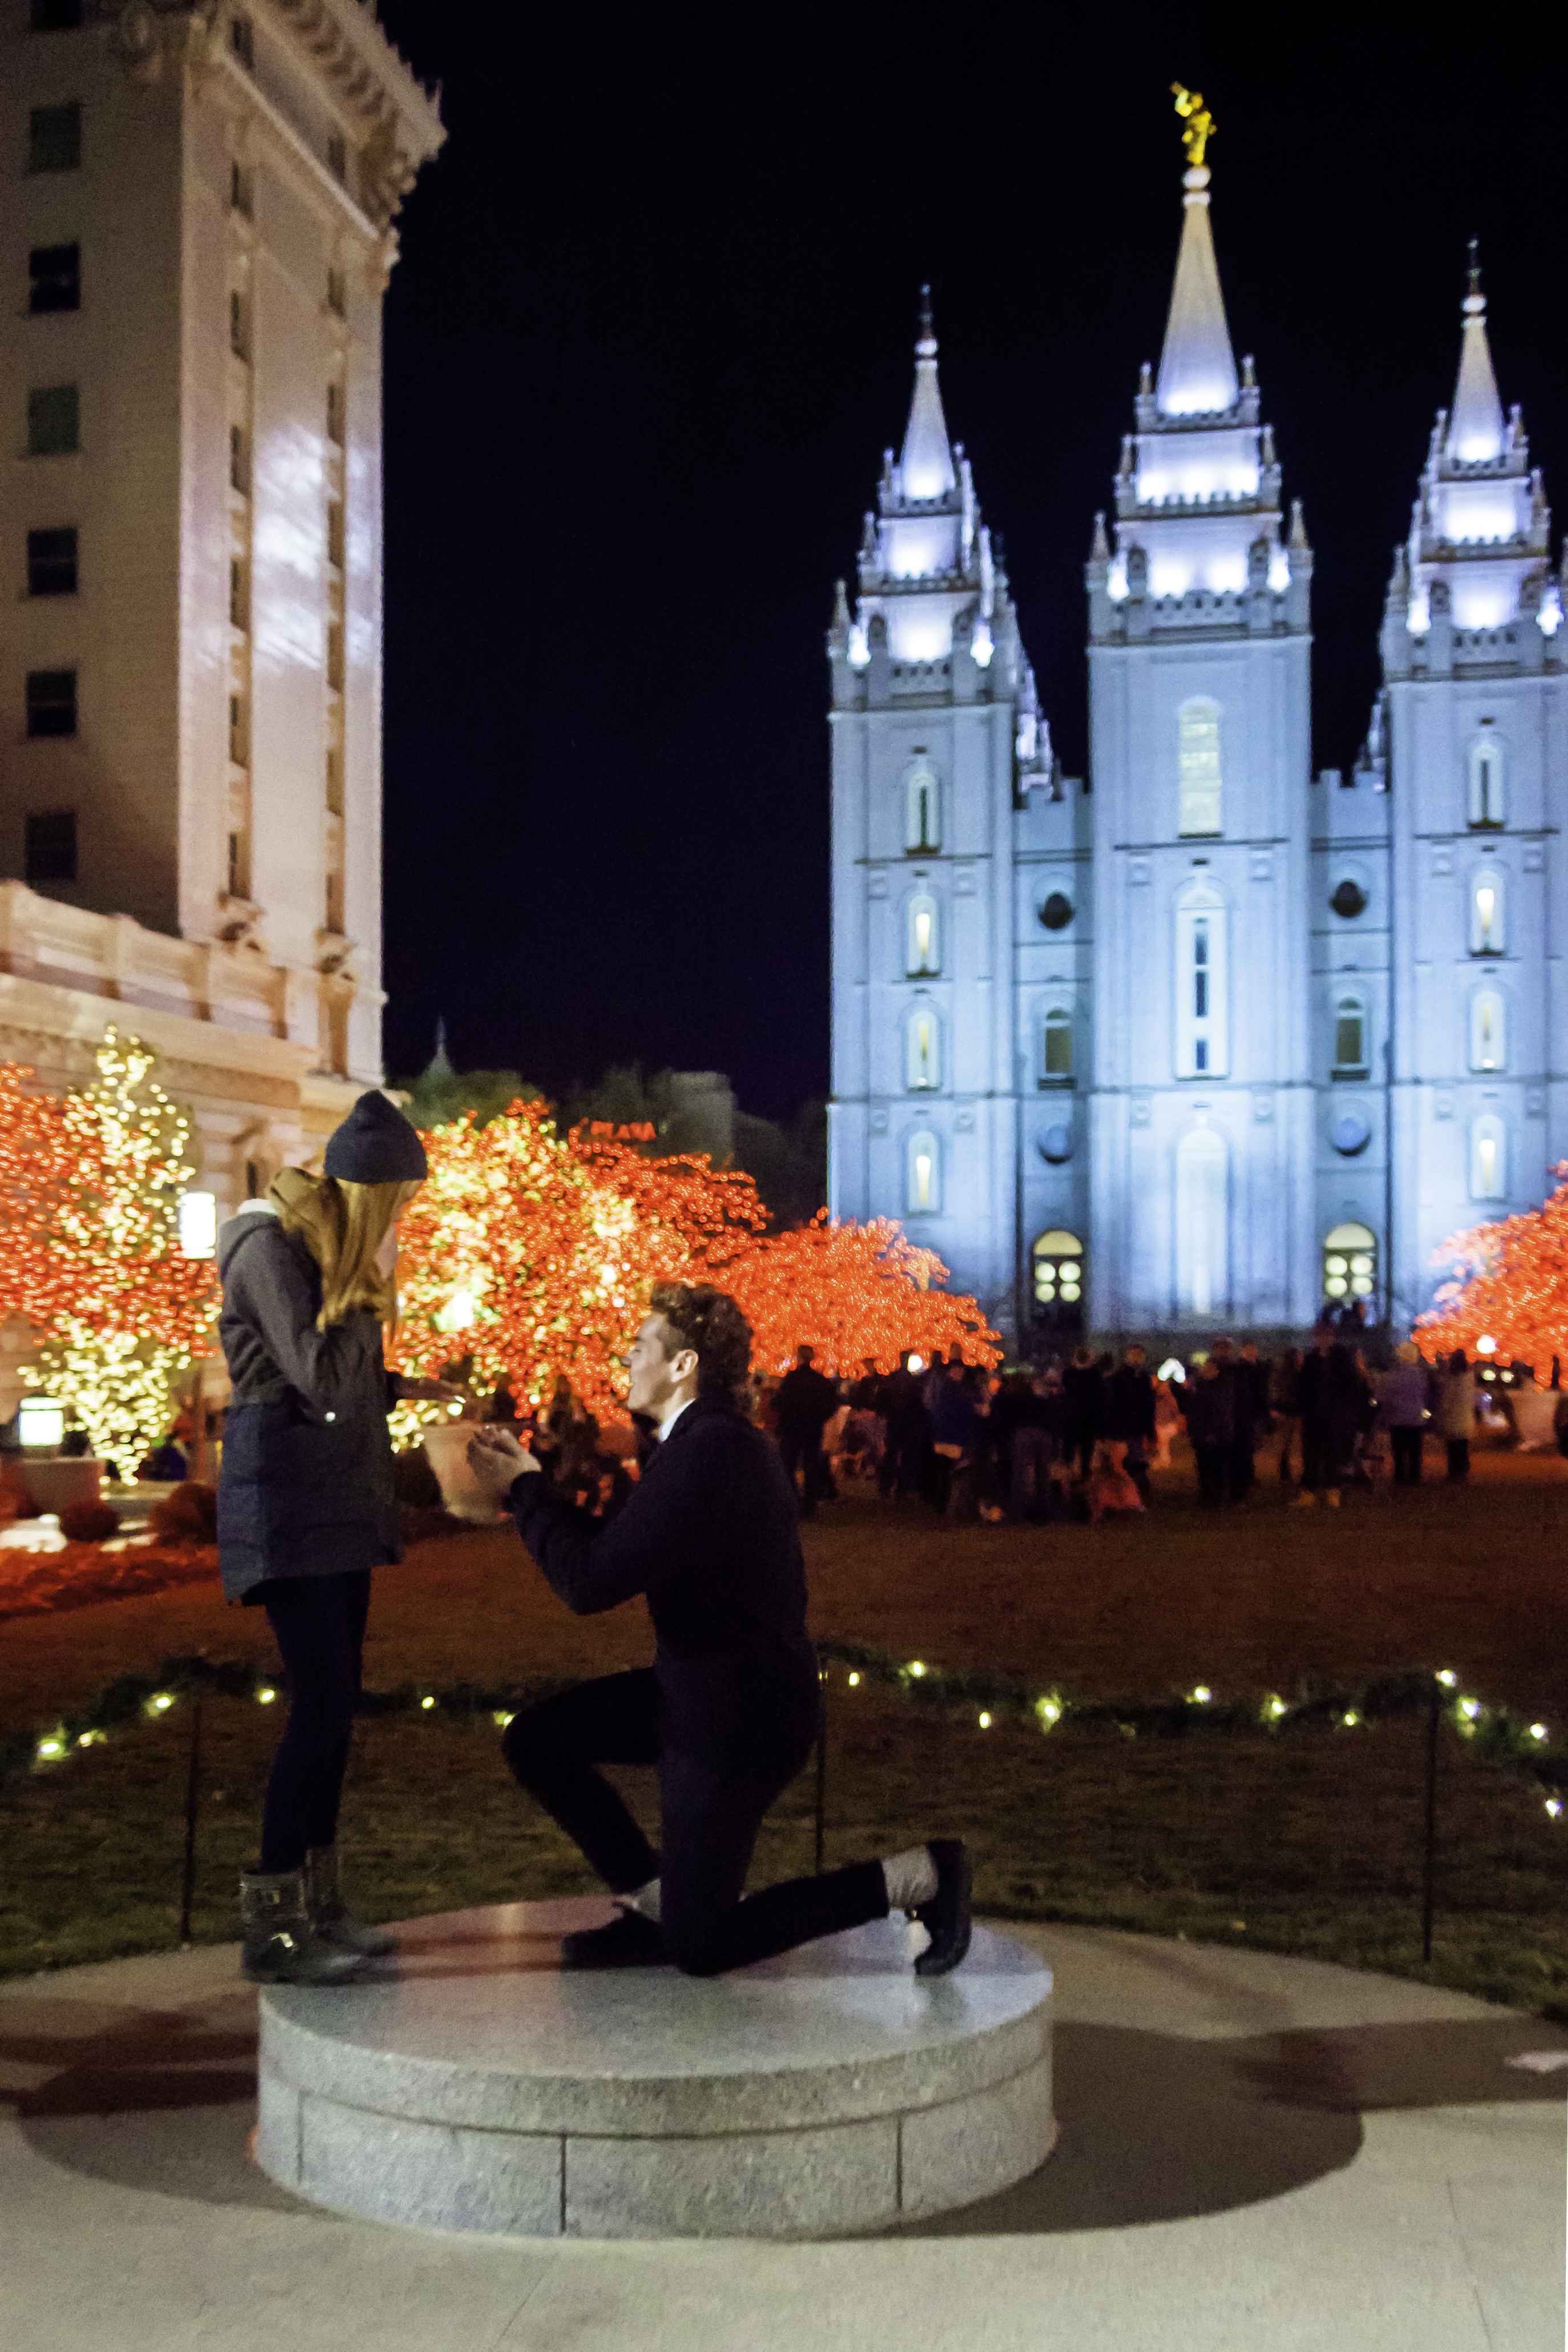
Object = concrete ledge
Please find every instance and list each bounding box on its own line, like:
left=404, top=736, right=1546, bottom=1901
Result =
left=256, top=1900, right=1055, bottom=2238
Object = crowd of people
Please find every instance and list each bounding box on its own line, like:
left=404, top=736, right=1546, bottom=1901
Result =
left=742, top=1328, right=1568, bottom=1521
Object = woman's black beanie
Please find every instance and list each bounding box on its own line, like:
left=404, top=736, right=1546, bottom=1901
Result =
left=323, top=1091, right=428, bottom=1184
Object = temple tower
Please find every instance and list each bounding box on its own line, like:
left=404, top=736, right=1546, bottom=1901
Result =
left=828, top=297, right=1052, bottom=1335
left=1084, top=97, right=1318, bottom=1334
left=1373, top=257, right=1568, bottom=1320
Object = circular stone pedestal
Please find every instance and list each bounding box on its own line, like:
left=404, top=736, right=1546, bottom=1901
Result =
left=256, top=1899, right=1054, bottom=2240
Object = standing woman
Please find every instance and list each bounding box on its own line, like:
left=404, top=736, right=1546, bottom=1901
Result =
left=1432, top=1347, right=1478, bottom=1483
left=216, top=1092, right=452, bottom=1984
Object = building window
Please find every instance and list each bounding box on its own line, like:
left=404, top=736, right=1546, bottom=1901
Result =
left=1470, top=988, right=1506, bottom=1073
left=1177, top=697, right=1222, bottom=836
left=227, top=830, right=248, bottom=898
left=1041, top=1005, right=1073, bottom=1083
left=1174, top=881, right=1228, bottom=1078
left=906, top=1128, right=940, bottom=1215
left=325, top=867, right=345, bottom=933
left=1330, top=877, right=1367, bottom=920
left=1332, top=992, right=1367, bottom=1075
left=326, top=744, right=343, bottom=815
left=229, top=424, right=249, bottom=493
left=24, top=808, right=75, bottom=882
left=1323, top=1221, right=1376, bottom=1306
left=1032, top=1230, right=1084, bottom=1315
left=230, top=160, right=253, bottom=216
left=1470, top=1115, right=1506, bottom=1201
left=1470, top=869, right=1504, bottom=955
left=1176, top=1124, right=1228, bottom=1317
left=905, top=1003, right=941, bottom=1091
left=31, top=0, right=84, bottom=27
left=327, top=500, right=345, bottom=569
left=229, top=289, right=249, bottom=361
left=229, top=557, right=246, bottom=628
left=326, top=267, right=346, bottom=318
left=27, top=527, right=76, bottom=597
left=1039, top=890, right=1073, bottom=930
left=906, top=892, right=939, bottom=976
left=25, top=669, right=76, bottom=737
left=1468, top=735, right=1504, bottom=828
left=905, top=759, right=939, bottom=853
left=326, top=133, right=347, bottom=183
left=229, top=15, right=254, bottom=70
left=29, top=102, right=81, bottom=174
left=29, top=383, right=79, bottom=455
left=326, top=381, right=345, bottom=446
left=327, top=622, right=345, bottom=691
left=29, top=243, right=80, bottom=314
left=228, top=694, right=247, bottom=765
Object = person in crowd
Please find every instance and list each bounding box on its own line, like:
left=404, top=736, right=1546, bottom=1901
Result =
left=1349, top=1348, right=1380, bottom=1484
left=1063, top=1345, right=1105, bottom=1482
left=1104, top=1344, right=1157, bottom=1499
left=1292, top=1326, right=1361, bottom=1508
left=1152, top=1367, right=1184, bottom=1470
left=216, top=1091, right=460, bottom=1985
left=876, top=1355, right=933, bottom=1500
left=1208, top=1338, right=1255, bottom=1502
left=1237, top=1340, right=1273, bottom=1496
left=1432, top=1348, right=1478, bottom=1481
left=1271, top=1348, right=1304, bottom=1484
left=837, top=1359, right=886, bottom=1484
left=929, top=1357, right=983, bottom=1518
left=1084, top=1439, right=1145, bottom=1523
left=773, top=1344, right=841, bottom=1517
left=990, top=1371, right=1055, bottom=1520
left=465, top=1282, right=972, bottom=1978
left=137, top=1431, right=189, bottom=1481
left=1182, top=1358, right=1234, bottom=1507
left=1377, top=1341, right=1431, bottom=1485
left=1509, top=1366, right=1560, bottom=1451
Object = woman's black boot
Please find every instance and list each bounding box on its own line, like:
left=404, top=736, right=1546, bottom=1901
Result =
left=240, top=1868, right=367, bottom=1985
left=306, top=1844, right=398, bottom=1958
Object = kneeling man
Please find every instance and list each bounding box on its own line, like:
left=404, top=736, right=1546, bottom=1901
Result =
left=467, top=1283, right=970, bottom=1975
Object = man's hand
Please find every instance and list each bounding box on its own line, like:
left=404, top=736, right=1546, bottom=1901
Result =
left=467, top=1424, right=540, bottom=1499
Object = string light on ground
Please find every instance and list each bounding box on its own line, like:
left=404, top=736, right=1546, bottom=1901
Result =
left=1548, top=1800, right=1563, bottom=1820
left=1191, top=1686, right=1213, bottom=1705
left=1342, top=1710, right=1362, bottom=1727
left=1437, top=1670, right=1458, bottom=1688
left=149, top=1693, right=174, bottom=1714
left=906, top=1661, right=926, bottom=1679
left=257, top=1687, right=276, bottom=1705
left=420, top=1694, right=436, bottom=1711
left=978, top=1711, right=992, bottom=1728
left=847, top=1671, right=861, bottom=1687
left=1530, top=1724, right=1549, bottom=1741
left=1265, top=1696, right=1287, bottom=1721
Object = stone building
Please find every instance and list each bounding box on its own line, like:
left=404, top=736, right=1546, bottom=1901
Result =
left=829, top=154, right=1568, bottom=1347
left=0, top=0, right=441, bottom=1209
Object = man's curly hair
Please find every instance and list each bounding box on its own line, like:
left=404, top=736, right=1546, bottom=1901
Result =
left=648, top=1282, right=752, bottom=1403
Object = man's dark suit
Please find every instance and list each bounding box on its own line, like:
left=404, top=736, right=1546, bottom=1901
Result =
left=501, top=1395, right=888, bottom=1974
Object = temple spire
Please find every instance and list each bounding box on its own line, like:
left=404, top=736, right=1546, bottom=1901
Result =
left=1155, top=87, right=1239, bottom=418
left=1446, top=240, right=1505, bottom=464
left=898, top=284, right=956, bottom=499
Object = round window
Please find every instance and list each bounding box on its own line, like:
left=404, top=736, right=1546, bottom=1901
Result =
left=1331, top=879, right=1367, bottom=920
left=1331, top=1114, right=1371, bottom=1156
left=1039, top=892, right=1073, bottom=931
left=1039, top=1125, right=1072, bottom=1164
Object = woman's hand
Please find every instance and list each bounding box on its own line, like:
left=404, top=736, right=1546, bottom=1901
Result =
left=467, top=1424, right=541, bottom=1499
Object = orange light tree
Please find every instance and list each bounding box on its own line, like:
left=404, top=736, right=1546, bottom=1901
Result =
left=0, top=1063, right=76, bottom=1326
left=1417, top=1173, right=1568, bottom=1368
left=24, top=1030, right=217, bottom=1468
left=391, top=1103, right=1000, bottom=1411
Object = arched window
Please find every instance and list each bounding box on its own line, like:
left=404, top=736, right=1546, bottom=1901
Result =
left=1470, top=869, right=1505, bottom=955
left=1174, top=880, right=1228, bottom=1078
left=905, top=760, right=941, bottom=853
left=1041, top=1005, right=1073, bottom=1083
left=906, top=1128, right=940, bottom=1215
left=1175, top=1124, right=1228, bottom=1317
left=1323, top=1221, right=1376, bottom=1306
left=1470, top=1115, right=1506, bottom=1201
left=1031, top=1230, right=1084, bottom=1317
left=1468, top=736, right=1504, bottom=828
left=905, top=1002, right=941, bottom=1091
left=1470, top=987, right=1506, bottom=1073
left=1177, top=697, right=1222, bottom=836
left=906, top=893, right=940, bottom=976
left=1332, top=992, right=1368, bottom=1074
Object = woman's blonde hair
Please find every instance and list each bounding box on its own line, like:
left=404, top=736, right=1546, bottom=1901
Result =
left=270, top=1167, right=422, bottom=1330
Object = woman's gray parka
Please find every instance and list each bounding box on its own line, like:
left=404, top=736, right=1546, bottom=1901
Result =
left=215, top=1204, right=402, bottom=1601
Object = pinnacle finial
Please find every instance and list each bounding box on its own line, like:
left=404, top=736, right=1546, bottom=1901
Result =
left=1467, top=237, right=1481, bottom=298
left=1172, top=83, right=1214, bottom=171
left=916, top=283, right=936, bottom=358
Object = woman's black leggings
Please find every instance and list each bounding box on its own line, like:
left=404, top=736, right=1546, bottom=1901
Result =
left=258, top=1570, right=371, bottom=1873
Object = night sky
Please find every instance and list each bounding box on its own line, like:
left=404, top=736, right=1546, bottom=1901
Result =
left=372, top=7, right=1568, bottom=1119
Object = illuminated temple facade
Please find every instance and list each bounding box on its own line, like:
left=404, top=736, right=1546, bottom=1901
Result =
left=828, top=164, right=1568, bottom=1346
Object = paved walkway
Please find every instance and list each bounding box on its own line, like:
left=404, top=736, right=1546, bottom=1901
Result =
left=2, top=1922, right=1562, bottom=2351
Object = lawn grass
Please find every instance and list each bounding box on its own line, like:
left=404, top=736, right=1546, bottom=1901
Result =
left=3, top=1440, right=1567, bottom=2009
